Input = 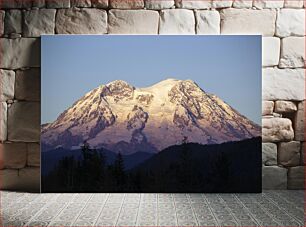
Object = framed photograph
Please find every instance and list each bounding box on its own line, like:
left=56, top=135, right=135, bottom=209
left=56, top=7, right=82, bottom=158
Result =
left=41, top=35, right=262, bottom=192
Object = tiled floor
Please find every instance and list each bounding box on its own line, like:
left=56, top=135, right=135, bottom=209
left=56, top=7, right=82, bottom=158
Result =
left=1, top=190, right=304, bottom=226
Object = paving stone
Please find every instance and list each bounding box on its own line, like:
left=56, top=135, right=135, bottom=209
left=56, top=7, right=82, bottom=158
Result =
left=27, top=143, right=40, bottom=167
left=278, top=141, right=301, bottom=167
left=175, top=0, right=212, bottom=9
left=46, top=0, right=70, bottom=8
left=145, top=0, right=175, bottom=9
left=109, top=0, right=144, bottom=8
left=262, top=101, right=274, bottom=115
left=91, top=0, right=108, bottom=8
left=280, top=36, right=305, bottom=68
left=294, top=101, right=305, bottom=141
left=253, top=0, right=284, bottom=8
left=0, top=10, right=4, bottom=35
left=262, top=166, right=287, bottom=189
left=284, top=0, right=304, bottom=8
left=212, top=0, right=233, bottom=8
left=276, top=9, right=305, bottom=37
left=262, top=143, right=277, bottom=166
left=0, top=102, right=7, bottom=142
left=288, top=166, right=304, bottom=189
left=274, top=101, right=297, bottom=113
left=4, top=9, right=22, bottom=34
left=262, top=117, right=294, bottom=142
left=262, top=37, right=280, bottom=66
left=71, top=0, right=92, bottom=7
left=232, top=0, right=253, bottom=8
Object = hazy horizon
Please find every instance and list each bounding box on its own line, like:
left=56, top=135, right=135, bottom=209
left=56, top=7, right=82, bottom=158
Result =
left=42, top=35, right=261, bottom=125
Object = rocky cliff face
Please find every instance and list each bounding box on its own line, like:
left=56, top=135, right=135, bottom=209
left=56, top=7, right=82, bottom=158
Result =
left=42, top=79, right=261, bottom=154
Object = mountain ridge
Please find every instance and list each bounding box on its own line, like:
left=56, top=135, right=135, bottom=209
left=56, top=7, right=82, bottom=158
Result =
left=42, top=78, right=261, bottom=154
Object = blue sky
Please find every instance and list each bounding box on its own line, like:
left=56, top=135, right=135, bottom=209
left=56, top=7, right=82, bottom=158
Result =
left=42, top=35, right=261, bottom=125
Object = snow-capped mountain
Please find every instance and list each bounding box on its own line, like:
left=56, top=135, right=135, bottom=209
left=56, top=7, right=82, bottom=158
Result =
left=42, top=79, right=261, bottom=154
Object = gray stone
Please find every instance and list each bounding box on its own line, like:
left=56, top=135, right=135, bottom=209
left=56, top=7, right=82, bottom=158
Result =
left=284, top=0, right=304, bottom=8
left=145, top=0, right=175, bottom=9
left=301, top=142, right=305, bottom=165
left=0, top=69, right=15, bottom=102
left=262, top=143, right=277, bottom=166
left=262, top=118, right=294, bottom=142
left=91, top=0, right=108, bottom=8
left=15, top=68, right=40, bottom=101
left=278, top=141, right=301, bottom=167
left=175, top=0, right=212, bottom=9
left=262, top=68, right=305, bottom=101
left=220, top=8, right=276, bottom=36
left=0, top=142, right=27, bottom=169
left=109, top=0, right=144, bottom=8
left=71, top=0, right=91, bottom=7
left=288, top=166, right=304, bottom=189
left=274, top=101, right=297, bottom=113
left=280, top=37, right=305, bottom=68
left=195, top=10, right=220, bottom=34
left=212, top=0, right=233, bottom=8
left=262, top=166, right=287, bottom=189
left=8, top=102, right=40, bottom=142
left=294, top=101, right=305, bottom=141
left=0, top=167, right=40, bottom=192
left=27, top=143, right=40, bottom=167
left=0, top=102, right=7, bottom=142
left=23, top=9, right=56, bottom=37
left=0, top=10, right=4, bottom=35
left=56, top=8, right=107, bottom=34
left=276, top=9, right=305, bottom=37
left=32, top=0, right=46, bottom=8
left=4, top=9, right=22, bottom=34
left=109, top=10, right=159, bottom=34
left=232, top=0, right=252, bottom=8
left=262, top=37, right=280, bottom=66
left=253, top=0, right=284, bottom=8
left=159, top=9, right=195, bottom=34
left=0, top=0, right=32, bottom=9
left=0, top=38, right=40, bottom=69
left=46, top=0, right=70, bottom=8
left=262, top=101, right=274, bottom=115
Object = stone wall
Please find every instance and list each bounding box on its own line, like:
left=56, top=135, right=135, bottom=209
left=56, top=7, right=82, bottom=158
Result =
left=0, top=0, right=305, bottom=192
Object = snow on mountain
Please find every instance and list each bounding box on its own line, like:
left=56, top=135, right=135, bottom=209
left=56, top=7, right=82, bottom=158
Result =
left=42, top=79, right=261, bottom=154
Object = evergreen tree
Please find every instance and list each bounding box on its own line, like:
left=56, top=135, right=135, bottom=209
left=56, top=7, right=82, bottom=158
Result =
left=113, top=152, right=126, bottom=190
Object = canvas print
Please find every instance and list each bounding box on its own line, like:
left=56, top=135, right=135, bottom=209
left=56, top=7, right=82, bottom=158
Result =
left=41, top=36, right=262, bottom=193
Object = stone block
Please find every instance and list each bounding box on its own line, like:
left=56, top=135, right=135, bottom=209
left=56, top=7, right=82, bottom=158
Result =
left=301, top=142, right=305, bottom=165
left=145, top=0, right=175, bottom=9
left=0, top=69, right=15, bottom=102
left=195, top=10, right=220, bottom=34
left=284, top=0, right=304, bottom=8
left=0, top=102, right=7, bottom=142
left=4, top=9, right=22, bottom=34
left=23, top=9, right=56, bottom=37
left=46, top=0, right=70, bottom=8
left=232, top=0, right=253, bottom=8
left=212, top=0, right=233, bottom=8
left=109, top=0, right=144, bottom=8
left=175, top=0, right=212, bottom=9
left=0, top=10, right=4, bottom=35
left=15, top=68, right=40, bottom=102
left=274, top=101, right=297, bottom=113
left=32, top=0, right=46, bottom=8
left=159, top=9, right=195, bottom=34
left=253, top=0, right=284, bottom=8
left=0, top=143, right=27, bottom=169
left=262, top=101, right=274, bottom=115
left=294, top=101, right=305, bottom=141
left=27, top=143, right=40, bottom=167
left=276, top=9, right=305, bottom=37
left=262, top=37, right=280, bottom=66
left=0, top=0, right=32, bottom=9
left=56, top=8, right=107, bottom=34
left=262, top=143, right=277, bottom=166
left=262, top=68, right=305, bottom=101
left=91, top=0, right=108, bottom=8
left=280, top=37, right=305, bottom=68
left=262, top=118, right=294, bottom=142
left=288, top=166, right=304, bottom=189
left=8, top=102, right=40, bottom=142
left=71, top=0, right=91, bottom=7
left=262, top=166, right=287, bottom=189
left=108, top=10, right=159, bottom=34
left=278, top=141, right=301, bottom=166
left=220, top=8, right=276, bottom=36
left=0, top=38, right=40, bottom=69
left=0, top=167, right=40, bottom=192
